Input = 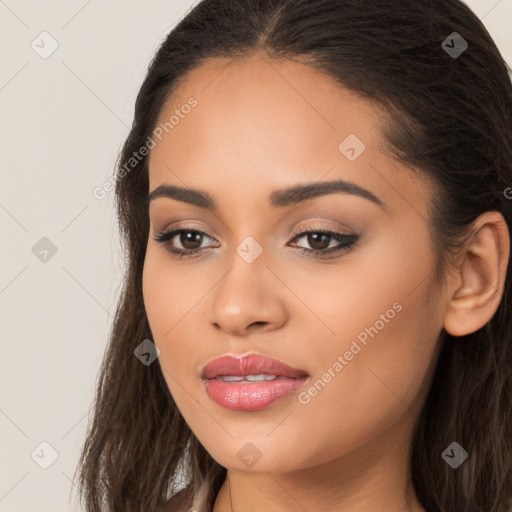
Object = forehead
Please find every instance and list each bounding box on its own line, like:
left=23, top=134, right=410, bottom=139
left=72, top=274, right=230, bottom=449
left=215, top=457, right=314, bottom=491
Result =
left=152, top=53, right=385, bottom=152
left=147, top=54, right=432, bottom=220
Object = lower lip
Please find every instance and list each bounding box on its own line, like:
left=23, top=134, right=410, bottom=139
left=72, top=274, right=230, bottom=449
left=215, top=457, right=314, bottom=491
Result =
left=204, top=376, right=309, bottom=411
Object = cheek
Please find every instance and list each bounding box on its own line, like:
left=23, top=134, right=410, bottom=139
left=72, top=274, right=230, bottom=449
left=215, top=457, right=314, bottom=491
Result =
left=142, top=250, right=193, bottom=375
left=142, top=246, right=205, bottom=342
left=294, top=297, right=440, bottom=468
left=276, top=230, right=441, bottom=457
left=142, top=248, right=217, bottom=415
left=277, top=221, right=433, bottom=362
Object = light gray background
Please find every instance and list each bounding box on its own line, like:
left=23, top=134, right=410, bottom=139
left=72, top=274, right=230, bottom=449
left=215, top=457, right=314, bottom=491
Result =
left=0, top=1, right=511, bottom=510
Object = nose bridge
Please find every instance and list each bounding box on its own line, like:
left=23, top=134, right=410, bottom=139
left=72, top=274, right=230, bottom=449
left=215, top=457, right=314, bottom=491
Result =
left=208, top=239, right=288, bottom=335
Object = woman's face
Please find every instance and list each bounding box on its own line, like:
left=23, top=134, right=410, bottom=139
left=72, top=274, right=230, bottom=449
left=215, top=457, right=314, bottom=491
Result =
left=143, top=54, right=447, bottom=473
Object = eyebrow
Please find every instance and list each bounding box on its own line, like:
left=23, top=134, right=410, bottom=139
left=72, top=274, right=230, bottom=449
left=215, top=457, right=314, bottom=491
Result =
left=147, top=179, right=384, bottom=209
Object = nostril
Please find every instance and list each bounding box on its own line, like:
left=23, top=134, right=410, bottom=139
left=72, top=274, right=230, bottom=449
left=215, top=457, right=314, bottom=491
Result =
left=250, top=321, right=267, bottom=327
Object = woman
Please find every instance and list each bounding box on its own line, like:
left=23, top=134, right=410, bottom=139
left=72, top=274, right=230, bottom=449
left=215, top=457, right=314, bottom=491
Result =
left=75, top=0, right=512, bottom=511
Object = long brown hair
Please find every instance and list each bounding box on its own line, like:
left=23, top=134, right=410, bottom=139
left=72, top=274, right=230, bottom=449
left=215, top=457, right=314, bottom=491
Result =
left=74, top=1, right=512, bottom=510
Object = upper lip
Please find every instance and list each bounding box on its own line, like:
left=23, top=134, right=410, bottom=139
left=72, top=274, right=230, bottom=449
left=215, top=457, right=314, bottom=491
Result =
left=202, top=354, right=309, bottom=379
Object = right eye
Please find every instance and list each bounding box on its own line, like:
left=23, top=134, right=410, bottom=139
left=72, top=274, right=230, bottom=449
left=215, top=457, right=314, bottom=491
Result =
left=153, top=228, right=220, bottom=259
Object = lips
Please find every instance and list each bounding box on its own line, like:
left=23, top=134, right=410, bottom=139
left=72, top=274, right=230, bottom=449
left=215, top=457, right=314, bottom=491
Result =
left=202, top=354, right=310, bottom=411
left=201, top=354, right=309, bottom=380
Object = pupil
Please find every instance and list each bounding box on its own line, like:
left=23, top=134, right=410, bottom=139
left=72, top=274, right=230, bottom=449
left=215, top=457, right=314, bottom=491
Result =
left=181, top=231, right=202, bottom=249
left=309, top=233, right=329, bottom=250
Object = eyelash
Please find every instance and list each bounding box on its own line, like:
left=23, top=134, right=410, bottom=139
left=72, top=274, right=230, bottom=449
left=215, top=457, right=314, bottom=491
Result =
left=153, top=225, right=359, bottom=260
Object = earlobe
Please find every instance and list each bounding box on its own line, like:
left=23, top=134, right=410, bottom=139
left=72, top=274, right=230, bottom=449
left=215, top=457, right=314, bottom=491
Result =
left=443, top=211, right=510, bottom=337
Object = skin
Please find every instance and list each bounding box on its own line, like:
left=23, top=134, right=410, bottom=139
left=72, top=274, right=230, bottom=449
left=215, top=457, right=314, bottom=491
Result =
left=142, top=53, right=510, bottom=512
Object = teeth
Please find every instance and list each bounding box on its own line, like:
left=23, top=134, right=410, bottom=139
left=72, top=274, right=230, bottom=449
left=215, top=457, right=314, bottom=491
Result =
left=246, top=374, right=277, bottom=381
left=219, top=375, right=245, bottom=382
left=219, top=374, right=277, bottom=382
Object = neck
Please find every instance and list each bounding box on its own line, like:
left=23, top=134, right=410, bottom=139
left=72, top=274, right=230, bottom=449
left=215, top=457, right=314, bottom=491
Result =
left=212, top=416, right=425, bottom=512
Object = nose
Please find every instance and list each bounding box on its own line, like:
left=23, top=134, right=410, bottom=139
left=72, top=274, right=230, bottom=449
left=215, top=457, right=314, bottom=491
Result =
left=208, top=253, right=288, bottom=337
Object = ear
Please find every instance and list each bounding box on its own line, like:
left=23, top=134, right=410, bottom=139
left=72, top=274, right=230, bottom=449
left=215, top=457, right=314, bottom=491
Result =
left=443, top=211, right=510, bottom=337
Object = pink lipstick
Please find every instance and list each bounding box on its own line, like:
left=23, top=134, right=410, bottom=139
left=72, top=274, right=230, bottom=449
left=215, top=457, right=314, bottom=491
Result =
left=202, top=354, right=309, bottom=411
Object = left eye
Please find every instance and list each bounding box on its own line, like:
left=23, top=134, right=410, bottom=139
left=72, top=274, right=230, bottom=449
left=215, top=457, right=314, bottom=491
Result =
left=153, top=228, right=359, bottom=260
left=289, top=230, right=357, bottom=253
